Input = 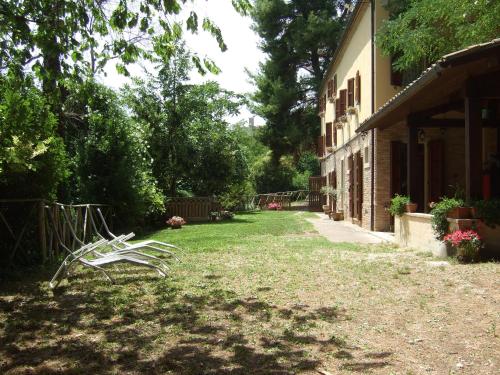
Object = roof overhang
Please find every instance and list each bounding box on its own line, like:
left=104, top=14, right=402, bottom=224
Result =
left=356, top=39, right=500, bottom=133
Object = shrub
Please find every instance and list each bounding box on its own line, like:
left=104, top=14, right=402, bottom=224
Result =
left=430, top=197, right=464, bottom=240
left=472, top=199, right=500, bottom=228
left=389, top=194, right=410, bottom=217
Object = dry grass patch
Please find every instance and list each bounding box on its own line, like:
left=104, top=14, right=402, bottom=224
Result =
left=0, top=211, right=498, bottom=374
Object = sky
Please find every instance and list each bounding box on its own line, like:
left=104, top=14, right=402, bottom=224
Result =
left=100, top=0, right=266, bottom=127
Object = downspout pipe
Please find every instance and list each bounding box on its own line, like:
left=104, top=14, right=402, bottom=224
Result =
left=370, top=0, right=375, bottom=231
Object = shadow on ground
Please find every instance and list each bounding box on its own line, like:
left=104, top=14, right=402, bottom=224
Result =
left=0, top=267, right=392, bottom=374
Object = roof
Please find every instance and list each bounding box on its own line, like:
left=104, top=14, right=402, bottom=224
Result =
left=356, top=38, right=500, bottom=133
left=319, top=0, right=368, bottom=95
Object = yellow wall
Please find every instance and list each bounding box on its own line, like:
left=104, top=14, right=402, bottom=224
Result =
left=320, top=1, right=402, bottom=152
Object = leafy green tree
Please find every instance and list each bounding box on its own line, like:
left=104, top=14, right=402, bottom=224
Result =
left=377, top=0, right=500, bottom=72
left=0, top=72, right=67, bottom=199
left=123, top=43, right=247, bottom=198
left=62, top=80, right=163, bottom=228
left=0, top=0, right=252, bottom=131
left=250, top=0, right=350, bottom=162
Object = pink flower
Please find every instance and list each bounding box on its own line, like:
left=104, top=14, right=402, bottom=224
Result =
left=443, top=229, right=481, bottom=247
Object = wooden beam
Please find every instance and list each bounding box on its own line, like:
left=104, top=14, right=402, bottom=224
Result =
left=408, top=118, right=464, bottom=128
left=465, top=97, right=483, bottom=202
left=407, top=125, right=419, bottom=204
left=411, top=100, right=464, bottom=119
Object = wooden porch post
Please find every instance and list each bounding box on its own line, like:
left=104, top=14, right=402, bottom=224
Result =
left=407, top=125, right=418, bottom=204
left=464, top=97, right=482, bottom=202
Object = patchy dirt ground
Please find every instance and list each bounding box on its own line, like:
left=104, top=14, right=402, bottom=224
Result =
left=0, top=211, right=498, bottom=374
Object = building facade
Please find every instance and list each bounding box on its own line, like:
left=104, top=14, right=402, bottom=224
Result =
left=317, top=0, right=400, bottom=231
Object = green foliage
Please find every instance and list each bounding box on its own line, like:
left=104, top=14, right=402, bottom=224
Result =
left=123, top=43, right=247, bottom=199
left=377, top=0, right=500, bottom=72
left=0, top=73, right=67, bottom=199
left=250, top=0, right=349, bottom=160
left=62, top=80, right=164, bottom=228
left=472, top=199, right=500, bottom=228
left=218, top=181, right=256, bottom=211
left=430, top=197, right=464, bottom=240
left=389, top=194, right=410, bottom=217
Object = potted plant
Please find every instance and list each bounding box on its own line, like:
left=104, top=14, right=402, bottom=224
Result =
left=389, top=194, right=410, bottom=216
left=446, top=184, right=471, bottom=219
left=443, top=229, right=482, bottom=263
left=320, top=186, right=337, bottom=214
left=430, top=197, right=464, bottom=240
left=346, top=106, right=357, bottom=115
left=166, top=216, right=186, bottom=229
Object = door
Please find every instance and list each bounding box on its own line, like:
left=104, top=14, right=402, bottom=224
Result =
left=348, top=155, right=354, bottom=218
left=428, top=140, right=444, bottom=206
left=355, top=152, right=363, bottom=223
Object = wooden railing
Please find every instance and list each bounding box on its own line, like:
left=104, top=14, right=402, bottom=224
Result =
left=0, top=200, right=111, bottom=266
left=165, top=197, right=222, bottom=222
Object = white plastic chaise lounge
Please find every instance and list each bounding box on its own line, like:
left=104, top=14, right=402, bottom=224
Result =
left=94, top=207, right=181, bottom=260
left=47, top=207, right=168, bottom=289
left=59, top=205, right=173, bottom=270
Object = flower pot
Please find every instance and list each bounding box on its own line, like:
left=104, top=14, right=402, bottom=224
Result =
left=171, top=224, right=182, bottom=229
left=456, top=244, right=480, bottom=263
left=447, top=207, right=471, bottom=219
left=405, top=203, right=417, bottom=213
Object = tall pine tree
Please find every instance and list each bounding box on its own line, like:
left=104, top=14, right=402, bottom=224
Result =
left=250, top=0, right=351, bottom=163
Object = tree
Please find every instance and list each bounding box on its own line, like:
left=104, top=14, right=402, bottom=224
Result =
left=250, top=0, right=350, bottom=162
left=0, top=72, right=67, bottom=199
left=377, top=0, right=500, bottom=72
left=0, top=0, right=252, bottom=132
left=123, top=43, right=247, bottom=198
left=62, top=80, right=163, bottom=228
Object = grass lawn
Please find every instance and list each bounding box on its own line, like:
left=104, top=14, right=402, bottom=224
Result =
left=0, top=211, right=499, bottom=374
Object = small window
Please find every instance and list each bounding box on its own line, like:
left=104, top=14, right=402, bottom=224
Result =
left=333, top=74, right=337, bottom=95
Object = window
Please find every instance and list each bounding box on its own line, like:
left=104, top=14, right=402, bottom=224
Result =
left=335, top=98, right=341, bottom=120
left=325, top=122, right=332, bottom=147
left=333, top=74, right=337, bottom=96
left=347, top=78, right=355, bottom=107
left=355, top=71, right=361, bottom=104
left=327, top=80, right=333, bottom=98
left=390, top=56, right=402, bottom=86
left=339, top=89, right=347, bottom=116
left=333, top=127, right=338, bottom=147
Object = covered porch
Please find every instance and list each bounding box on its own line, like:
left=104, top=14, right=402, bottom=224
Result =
left=357, top=39, right=500, bottom=254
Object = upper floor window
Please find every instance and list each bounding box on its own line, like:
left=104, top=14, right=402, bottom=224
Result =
left=327, top=80, right=334, bottom=99
left=325, top=122, right=333, bottom=148
left=355, top=71, right=361, bottom=105
left=339, top=89, right=347, bottom=116
left=347, top=78, right=355, bottom=107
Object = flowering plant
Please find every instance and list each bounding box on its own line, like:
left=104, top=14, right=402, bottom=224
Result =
left=443, top=229, right=481, bottom=263
left=166, top=216, right=186, bottom=228
left=267, top=202, right=282, bottom=210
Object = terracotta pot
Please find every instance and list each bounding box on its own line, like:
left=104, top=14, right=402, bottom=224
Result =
left=447, top=207, right=471, bottom=219
left=405, top=202, right=417, bottom=213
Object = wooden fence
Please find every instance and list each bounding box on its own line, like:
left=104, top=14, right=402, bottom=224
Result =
left=0, top=200, right=111, bottom=266
left=165, top=197, right=222, bottom=222
left=309, top=176, right=326, bottom=212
